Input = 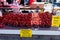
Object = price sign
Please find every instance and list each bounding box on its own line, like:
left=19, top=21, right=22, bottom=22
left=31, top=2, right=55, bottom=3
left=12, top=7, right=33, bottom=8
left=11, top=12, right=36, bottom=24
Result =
left=20, top=29, right=32, bottom=37
left=52, top=16, right=60, bottom=27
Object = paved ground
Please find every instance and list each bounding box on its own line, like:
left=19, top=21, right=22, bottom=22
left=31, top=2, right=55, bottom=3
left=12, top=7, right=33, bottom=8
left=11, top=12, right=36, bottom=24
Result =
left=0, top=35, right=60, bottom=40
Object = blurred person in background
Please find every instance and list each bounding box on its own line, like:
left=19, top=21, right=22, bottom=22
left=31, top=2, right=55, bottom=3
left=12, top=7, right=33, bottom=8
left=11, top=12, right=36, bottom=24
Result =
left=0, top=0, right=8, bottom=5
left=37, top=0, right=46, bottom=2
left=20, top=0, right=24, bottom=6
left=0, top=0, right=4, bottom=5
left=29, top=0, right=36, bottom=5
left=6, top=0, right=13, bottom=4
left=13, top=0, right=18, bottom=6
left=12, top=0, right=22, bottom=13
left=37, top=0, right=41, bottom=2
left=24, top=0, right=29, bottom=6
left=0, top=0, right=8, bottom=13
left=17, top=0, right=21, bottom=5
left=13, top=0, right=21, bottom=6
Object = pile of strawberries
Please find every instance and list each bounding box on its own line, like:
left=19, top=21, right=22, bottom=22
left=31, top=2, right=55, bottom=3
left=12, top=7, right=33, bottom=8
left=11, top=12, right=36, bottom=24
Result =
left=0, top=12, right=52, bottom=28
left=39, top=12, right=52, bottom=28
left=2, top=13, right=32, bottom=27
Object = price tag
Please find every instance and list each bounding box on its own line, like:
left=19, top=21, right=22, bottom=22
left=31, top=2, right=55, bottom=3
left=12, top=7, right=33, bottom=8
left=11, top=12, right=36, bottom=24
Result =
left=52, top=16, right=60, bottom=27
left=20, top=29, right=32, bottom=37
